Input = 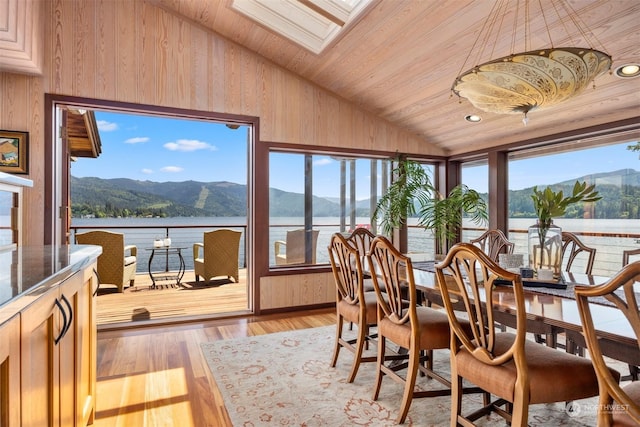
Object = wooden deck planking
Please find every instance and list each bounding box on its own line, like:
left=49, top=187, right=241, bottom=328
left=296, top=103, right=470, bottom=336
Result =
left=96, top=269, right=249, bottom=326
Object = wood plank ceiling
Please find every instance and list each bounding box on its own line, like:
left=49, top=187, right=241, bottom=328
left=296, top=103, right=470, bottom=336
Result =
left=66, top=110, right=102, bottom=159
left=154, top=0, right=640, bottom=157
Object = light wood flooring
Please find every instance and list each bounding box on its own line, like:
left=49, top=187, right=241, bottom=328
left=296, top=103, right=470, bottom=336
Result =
left=96, top=269, right=249, bottom=327
left=95, top=307, right=336, bottom=426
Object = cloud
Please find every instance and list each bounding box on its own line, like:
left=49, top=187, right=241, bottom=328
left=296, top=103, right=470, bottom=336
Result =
left=163, top=139, right=217, bottom=152
left=125, top=137, right=149, bottom=144
left=97, top=120, right=118, bottom=131
left=160, top=166, right=184, bottom=173
left=314, top=158, right=333, bottom=166
left=141, top=168, right=153, bottom=174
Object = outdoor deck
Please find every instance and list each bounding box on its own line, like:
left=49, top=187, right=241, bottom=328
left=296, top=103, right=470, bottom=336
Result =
left=95, top=269, right=249, bottom=326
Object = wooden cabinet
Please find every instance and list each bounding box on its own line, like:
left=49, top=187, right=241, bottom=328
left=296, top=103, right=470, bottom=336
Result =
left=0, top=314, right=20, bottom=427
left=20, top=262, right=97, bottom=427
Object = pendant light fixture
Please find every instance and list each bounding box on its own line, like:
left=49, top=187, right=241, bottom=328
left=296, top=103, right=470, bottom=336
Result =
left=451, top=0, right=612, bottom=124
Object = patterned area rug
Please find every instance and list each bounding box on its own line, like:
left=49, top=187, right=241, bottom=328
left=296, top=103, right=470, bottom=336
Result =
left=201, top=325, right=610, bottom=426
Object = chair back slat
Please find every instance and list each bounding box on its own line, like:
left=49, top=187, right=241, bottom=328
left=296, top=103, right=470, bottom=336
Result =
left=469, top=229, right=514, bottom=261
left=328, top=233, right=363, bottom=304
left=436, top=243, right=525, bottom=366
left=561, top=231, right=596, bottom=274
left=368, top=236, right=415, bottom=325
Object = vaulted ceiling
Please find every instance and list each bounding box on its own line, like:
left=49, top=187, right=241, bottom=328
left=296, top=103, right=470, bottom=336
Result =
left=154, top=0, right=640, bottom=156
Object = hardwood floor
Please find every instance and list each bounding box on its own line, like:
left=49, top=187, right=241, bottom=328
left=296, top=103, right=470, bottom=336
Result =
left=96, top=269, right=249, bottom=327
left=94, top=307, right=336, bottom=426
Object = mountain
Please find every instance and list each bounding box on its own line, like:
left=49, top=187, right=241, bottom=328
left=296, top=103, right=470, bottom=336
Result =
left=71, top=168, right=640, bottom=219
left=71, top=176, right=344, bottom=218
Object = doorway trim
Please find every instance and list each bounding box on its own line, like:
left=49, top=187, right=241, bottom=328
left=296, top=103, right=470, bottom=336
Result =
left=44, top=93, right=259, bottom=317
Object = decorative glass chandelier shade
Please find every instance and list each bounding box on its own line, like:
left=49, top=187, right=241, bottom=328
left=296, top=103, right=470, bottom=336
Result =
left=452, top=0, right=612, bottom=117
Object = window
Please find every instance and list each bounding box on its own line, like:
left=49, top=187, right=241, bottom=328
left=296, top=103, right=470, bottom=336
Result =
left=507, top=140, right=640, bottom=276
left=269, top=151, right=387, bottom=266
left=461, top=161, right=489, bottom=243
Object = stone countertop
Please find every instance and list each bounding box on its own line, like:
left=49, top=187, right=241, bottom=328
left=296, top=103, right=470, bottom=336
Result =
left=0, top=245, right=102, bottom=323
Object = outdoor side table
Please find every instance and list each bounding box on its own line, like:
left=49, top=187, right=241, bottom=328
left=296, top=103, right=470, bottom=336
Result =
left=146, top=246, right=187, bottom=289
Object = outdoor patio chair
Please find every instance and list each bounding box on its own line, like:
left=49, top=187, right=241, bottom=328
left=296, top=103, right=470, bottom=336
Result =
left=75, top=230, right=137, bottom=293
left=274, top=228, right=319, bottom=265
left=193, top=229, right=242, bottom=283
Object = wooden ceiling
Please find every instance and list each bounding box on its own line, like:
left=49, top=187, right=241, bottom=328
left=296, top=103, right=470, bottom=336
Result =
left=154, top=0, right=640, bottom=156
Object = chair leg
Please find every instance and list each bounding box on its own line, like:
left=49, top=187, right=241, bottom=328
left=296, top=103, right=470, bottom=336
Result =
left=511, top=394, right=529, bottom=426
left=330, top=317, right=344, bottom=368
left=347, top=321, right=367, bottom=383
left=450, top=370, right=463, bottom=427
left=396, top=343, right=420, bottom=424
left=372, top=335, right=386, bottom=401
left=195, top=275, right=200, bottom=283
left=629, top=364, right=639, bottom=381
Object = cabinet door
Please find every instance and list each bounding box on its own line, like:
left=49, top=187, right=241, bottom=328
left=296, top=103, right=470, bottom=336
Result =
left=58, top=271, right=83, bottom=427
left=0, top=314, right=20, bottom=427
left=21, top=287, right=61, bottom=427
left=61, top=263, right=97, bottom=426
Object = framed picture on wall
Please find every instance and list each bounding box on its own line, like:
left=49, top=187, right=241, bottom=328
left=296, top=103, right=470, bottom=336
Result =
left=0, top=130, right=29, bottom=174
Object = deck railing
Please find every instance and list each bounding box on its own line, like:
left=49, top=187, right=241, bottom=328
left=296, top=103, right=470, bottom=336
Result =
left=70, top=223, right=248, bottom=275
left=70, top=222, right=640, bottom=277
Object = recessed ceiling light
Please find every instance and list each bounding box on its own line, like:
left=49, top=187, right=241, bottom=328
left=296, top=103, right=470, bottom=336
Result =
left=465, top=114, right=482, bottom=123
left=615, top=64, right=640, bottom=78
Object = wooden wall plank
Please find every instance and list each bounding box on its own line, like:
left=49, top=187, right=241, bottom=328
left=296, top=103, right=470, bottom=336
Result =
left=1, top=0, right=438, bottom=308
left=95, top=0, right=116, bottom=99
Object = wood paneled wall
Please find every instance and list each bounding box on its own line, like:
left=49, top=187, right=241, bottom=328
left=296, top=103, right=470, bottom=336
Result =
left=0, top=0, right=441, bottom=310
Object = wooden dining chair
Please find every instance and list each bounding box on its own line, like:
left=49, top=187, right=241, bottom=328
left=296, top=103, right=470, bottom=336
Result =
left=345, top=227, right=377, bottom=292
left=469, top=229, right=514, bottom=261
left=435, top=242, right=605, bottom=426
left=367, top=235, right=463, bottom=424
left=575, top=261, right=640, bottom=426
left=327, top=233, right=378, bottom=383
left=623, top=248, right=640, bottom=267
left=561, top=231, right=596, bottom=274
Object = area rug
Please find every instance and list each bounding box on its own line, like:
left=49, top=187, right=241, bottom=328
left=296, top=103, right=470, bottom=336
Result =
left=201, top=326, right=607, bottom=426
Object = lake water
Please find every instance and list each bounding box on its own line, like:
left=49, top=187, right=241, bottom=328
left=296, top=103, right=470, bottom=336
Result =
left=71, top=217, right=640, bottom=277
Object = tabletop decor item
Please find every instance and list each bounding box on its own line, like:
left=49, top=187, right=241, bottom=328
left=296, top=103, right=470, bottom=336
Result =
left=529, top=181, right=601, bottom=278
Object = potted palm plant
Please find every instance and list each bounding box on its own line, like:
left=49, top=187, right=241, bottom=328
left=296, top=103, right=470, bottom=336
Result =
left=418, top=184, right=488, bottom=258
left=371, top=155, right=431, bottom=235
left=529, top=181, right=601, bottom=277
left=372, top=156, right=488, bottom=257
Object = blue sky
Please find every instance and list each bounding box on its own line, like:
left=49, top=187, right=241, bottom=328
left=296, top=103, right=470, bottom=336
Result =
left=72, top=111, right=249, bottom=185
left=72, top=111, right=639, bottom=197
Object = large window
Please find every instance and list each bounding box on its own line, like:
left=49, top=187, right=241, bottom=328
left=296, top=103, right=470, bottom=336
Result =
left=507, top=140, right=640, bottom=276
left=269, top=151, right=390, bottom=266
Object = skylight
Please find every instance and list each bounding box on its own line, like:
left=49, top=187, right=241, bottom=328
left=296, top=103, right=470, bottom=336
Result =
left=231, top=0, right=373, bottom=54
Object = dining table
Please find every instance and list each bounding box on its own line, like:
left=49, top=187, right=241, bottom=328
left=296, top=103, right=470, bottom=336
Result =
left=409, top=261, right=640, bottom=371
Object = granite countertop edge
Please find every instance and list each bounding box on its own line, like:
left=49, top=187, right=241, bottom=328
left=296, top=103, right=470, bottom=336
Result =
left=0, top=244, right=102, bottom=324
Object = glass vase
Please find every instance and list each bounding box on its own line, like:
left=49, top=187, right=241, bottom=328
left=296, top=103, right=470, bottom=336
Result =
left=527, top=221, right=562, bottom=279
